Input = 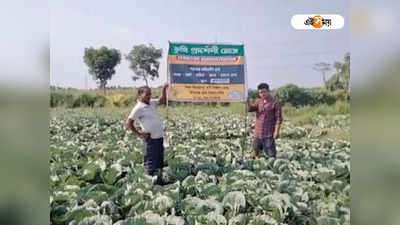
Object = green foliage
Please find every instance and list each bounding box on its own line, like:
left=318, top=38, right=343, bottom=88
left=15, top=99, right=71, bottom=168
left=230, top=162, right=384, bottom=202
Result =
left=49, top=91, right=137, bottom=108
left=331, top=89, right=349, bottom=101
left=93, top=94, right=109, bottom=107
left=50, top=83, right=348, bottom=109
left=283, top=101, right=350, bottom=126
left=289, top=112, right=314, bottom=126
left=308, top=88, right=336, bottom=105
left=275, top=85, right=340, bottom=107
left=222, top=191, right=246, bottom=216
left=51, top=92, right=74, bottom=108
left=83, top=46, right=121, bottom=93
left=247, top=89, right=258, bottom=101
left=50, top=107, right=350, bottom=224
left=326, top=53, right=350, bottom=94
left=125, top=44, right=163, bottom=86
left=326, top=74, right=345, bottom=91
left=313, top=62, right=331, bottom=87
left=332, top=101, right=350, bottom=114
left=275, top=84, right=311, bottom=106
left=218, top=102, right=230, bottom=107
left=73, top=93, right=97, bottom=108
left=121, top=95, right=135, bottom=107
left=49, top=92, right=112, bottom=108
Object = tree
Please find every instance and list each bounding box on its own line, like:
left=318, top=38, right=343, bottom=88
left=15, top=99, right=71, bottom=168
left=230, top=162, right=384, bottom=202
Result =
left=125, top=44, right=163, bottom=86
left=247, top=89, right=259, bottom=100
left=83, top=46, right=121, bottom=94
left=333, top=61, right=343, bottom=73
left=326, top=52, right=350, bottom=94
left=313, top=62, right=331, bottom=88
left=344, top=52, right=350, bottom=93
left=275, top=84, right=311, bottom=107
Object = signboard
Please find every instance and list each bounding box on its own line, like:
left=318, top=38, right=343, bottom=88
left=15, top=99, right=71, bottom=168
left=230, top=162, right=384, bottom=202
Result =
left=168, top=42, right=247, bottom=102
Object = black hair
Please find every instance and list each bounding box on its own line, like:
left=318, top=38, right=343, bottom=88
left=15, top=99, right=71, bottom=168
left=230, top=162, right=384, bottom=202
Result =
left=137, top=86, right=150, bottom=95
left=257, top=83, right=269, bottom=91
left=136, top=86, right=150, bottom=100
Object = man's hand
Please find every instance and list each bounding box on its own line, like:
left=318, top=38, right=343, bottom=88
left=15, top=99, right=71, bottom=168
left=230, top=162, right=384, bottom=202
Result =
left=273, top=124, right=281, bottom=139
left=163, top=83, right=169, bottom=90
left=139, top=132, right=150, bottom=140
left=126, top=118, right=150, bottom=140
left=159, top=83, right=169, bottom=105
left=273, top=131, right=280, bottom=139
left=248, top=98, right=257, bottom=112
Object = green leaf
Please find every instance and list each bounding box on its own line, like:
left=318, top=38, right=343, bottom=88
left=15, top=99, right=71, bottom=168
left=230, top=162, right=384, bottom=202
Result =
left=222, top=191, right=246, bottom=215
left=77, top=215, right=112, bottom=225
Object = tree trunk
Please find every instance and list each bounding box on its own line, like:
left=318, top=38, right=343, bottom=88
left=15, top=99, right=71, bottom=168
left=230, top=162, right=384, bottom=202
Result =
left=322, top=73, right=327, bottom=88
left=100, top=80, right=106, bottom=95
left=347, top=61, right=350, bottom=93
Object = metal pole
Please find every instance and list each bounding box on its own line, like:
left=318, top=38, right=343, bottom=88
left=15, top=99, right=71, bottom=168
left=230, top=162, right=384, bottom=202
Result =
left=242, top=42, right=248, bottom=162
left=165, top=41, right=172, bottom=159
left=242, top=102, right=248, bottom=162
left=166, top=42, right=170, bottom=124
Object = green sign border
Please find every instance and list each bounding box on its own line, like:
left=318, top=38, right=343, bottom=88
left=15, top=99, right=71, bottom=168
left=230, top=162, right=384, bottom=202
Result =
left=169, top=43, right=244, bottom=56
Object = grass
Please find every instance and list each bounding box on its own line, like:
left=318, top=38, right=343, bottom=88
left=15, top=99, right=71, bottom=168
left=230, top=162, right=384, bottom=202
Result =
left=52, top=99, right=350, bottom=125
left=284, top=101, right=350, bottom=126
left=323, top=128, right=350, bottom=141
left=50, top=88, right=350, bottom=141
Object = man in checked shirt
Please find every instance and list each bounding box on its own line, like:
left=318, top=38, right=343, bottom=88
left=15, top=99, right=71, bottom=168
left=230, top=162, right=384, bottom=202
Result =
left=248, top=83, right=283, bottom=158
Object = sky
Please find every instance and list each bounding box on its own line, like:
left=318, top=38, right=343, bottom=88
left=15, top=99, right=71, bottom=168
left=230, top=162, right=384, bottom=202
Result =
left=0, top=0, right=48, bottom=88
left=50, top=0, right=349, bottom=89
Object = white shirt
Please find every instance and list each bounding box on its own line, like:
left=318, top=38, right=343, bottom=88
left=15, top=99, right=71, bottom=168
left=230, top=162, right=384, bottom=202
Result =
left=128, top=99, right=164, bottom=139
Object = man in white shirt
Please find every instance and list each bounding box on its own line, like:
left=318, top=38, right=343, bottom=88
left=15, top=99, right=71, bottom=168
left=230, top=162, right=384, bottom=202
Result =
left=126, top=84, right=168, bottom=176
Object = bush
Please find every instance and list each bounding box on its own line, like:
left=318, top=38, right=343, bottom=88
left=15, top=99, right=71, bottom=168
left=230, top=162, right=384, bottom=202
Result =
left=122, top=95, right=135, bottom=107
left=50, top=92, right=74, bottom=108
left=93, top=94, right=108, bottom=107
left=283, top=101, right=350, bottom=125
left=275, top=85, right=345, bottom=107
left=107, top=94, right=122, bottom=107
left=50, top=91, right=137, bottom=108
left=247, top=89, right=258, bottom=101
left=50, top=92, right=61, bottom=107
left=308, top=88, right=336, bottom=105
left=72, top=93, right=96, bottom=108
left=275, top=84, right=311, bottom=107
left=332, top=89, right=350, bottom=101
left=333, top=101, right=350, bottom=114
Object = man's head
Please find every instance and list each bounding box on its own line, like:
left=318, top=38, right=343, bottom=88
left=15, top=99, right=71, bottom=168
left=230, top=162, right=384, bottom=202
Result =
left=257, top=83, right=271, bottom=100
left=137, top=86, right=151, bottom=104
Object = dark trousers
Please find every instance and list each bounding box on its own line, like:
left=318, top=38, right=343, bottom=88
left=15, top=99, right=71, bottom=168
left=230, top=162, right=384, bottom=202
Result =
left=143, top=137, right=164, bottom=175
left=253, top=137, right=277, bottom=158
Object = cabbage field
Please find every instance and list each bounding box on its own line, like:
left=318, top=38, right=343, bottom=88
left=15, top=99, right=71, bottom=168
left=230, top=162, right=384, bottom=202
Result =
left=50, top=107, right=350, bottom=225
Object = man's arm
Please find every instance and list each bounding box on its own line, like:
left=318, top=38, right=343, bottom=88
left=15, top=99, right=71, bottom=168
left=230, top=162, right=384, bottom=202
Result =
left=159, top=83, right=169, bottom=106
left=273, top=102, right=283, bottom=139
left=274, top=124, right=281, bottom=139
left=248, top=98, right=258, bottom=112
left=126, top=118, right=149, bottom=139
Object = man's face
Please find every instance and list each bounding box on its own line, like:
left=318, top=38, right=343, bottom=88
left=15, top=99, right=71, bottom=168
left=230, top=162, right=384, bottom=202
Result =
left=258, top=88, right=269, bottom=99
left=140, top=88, right=152, bottom=104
